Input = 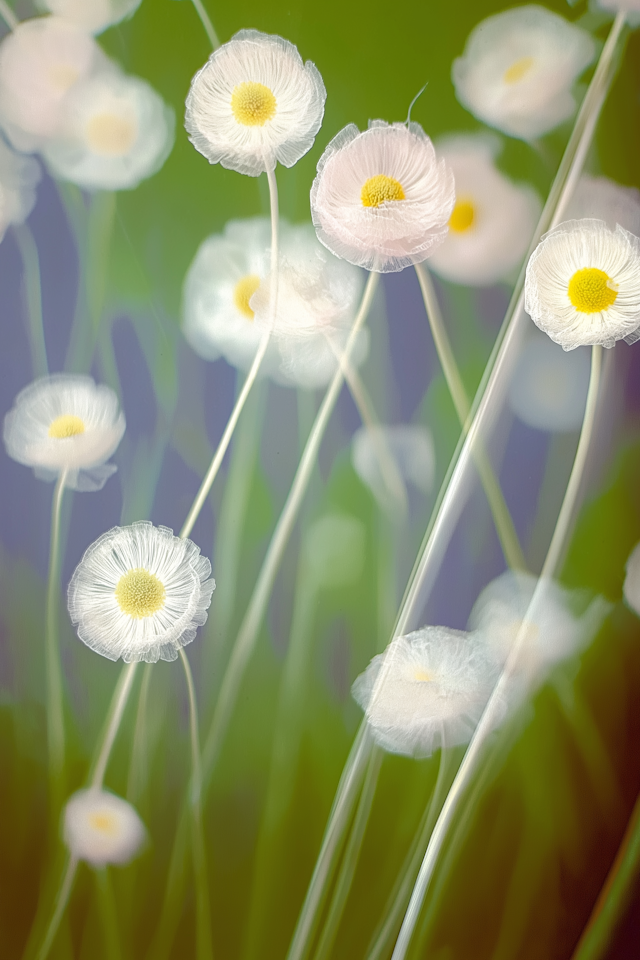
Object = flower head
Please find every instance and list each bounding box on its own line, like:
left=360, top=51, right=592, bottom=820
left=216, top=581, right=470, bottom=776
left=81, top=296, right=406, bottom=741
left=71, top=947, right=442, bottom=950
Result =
left=352, top=627, right=499, bottom=758
left=567, top=175, right=640, bottom=238
left=428, top=134, right=541, bottom=286
left=3, top=374, right=125, bottom=491
left=64, top=789, right=146, bottom=866
left=42, top=0, right=143, bottom=34
left=310, top=120, right=455, bottom=273
left=452, top=5, right=596, bottom=141
left=42, top=70, right=175, bottom=191
left=67, top=522, right=215, bottom=662
left=185, top=29, right=326, bottom=177
left=508, top=332, right=590, bottom=432
left=623, top=541, right=640, bottom=617
left=524, top=219, right=640, bottom=350
left=351, top=424, right=435, bottom=508
left=0, top=139, right=40, bottom=242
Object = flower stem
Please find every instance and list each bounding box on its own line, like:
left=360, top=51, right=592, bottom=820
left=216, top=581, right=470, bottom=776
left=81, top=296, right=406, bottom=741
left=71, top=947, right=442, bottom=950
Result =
left=89, top=661, right=139, bottom=791
left=96, top=868, right=121, bottom=960
left=32, top=856, right=78, bottom=960
left=45, top=471, right=67, bottom=813
left=0, top=0, right=17, bottom=30
left=126, top=662, right=154, bottom=804
left=13, top=223, right=48, bottom=378
left=190, top=0, right=220, bottom=49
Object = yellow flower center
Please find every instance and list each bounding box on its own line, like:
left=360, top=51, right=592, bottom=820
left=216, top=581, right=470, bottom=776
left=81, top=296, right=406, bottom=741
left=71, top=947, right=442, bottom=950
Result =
left=503, top=56, right=535, bottom=85
left=89, top=812, right=119, bottom=835
left=361, top=174, right=406, bottom=208
left=48, top=414, right=86, bottom=439
left=449, top=199, right=476, bottom=233
left=115, top=568, right=166, bottom=619
left=230, top=82, right=277, bottom=126
left=233, top=274, right=261, bottom=320
left=414, top=669, right=434, bottom=682
left=86, top=113, right=137, bottom=157
left=567, top=267, right=618, bottom=314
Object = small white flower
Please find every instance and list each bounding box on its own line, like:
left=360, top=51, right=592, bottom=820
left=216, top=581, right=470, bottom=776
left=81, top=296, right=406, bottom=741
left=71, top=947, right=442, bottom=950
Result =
left=0, top=139, right=40, bottom=242
left=352, top=627, right=500, bottom=758
left=452, top=5, right=596, bottom=141
left=67, top=522, right=215, bottom=663
left=41, top=0, right=143, bottom=34
left=303, top=513, right=365, bottom=590
left=508, top=332, right=591, bottom=431
left=42, top=70, right=175, bottom=191
left=185, top=29, right=326, bottom=177
left=351, top=424, right=435, bottom=508
left=524, top=218, right=640, bottom=350
left=567, top=175, right=640, bottom=238
left=0, top=16, right=109, bottom=153
left=3, top=374, right=125, bottom=492
left=427, top=134, right=541, bottom=286
left=310, top=120, right=455, bottom=273
left=64, top=789, right=146, bottom=866
left=623, top=542, right=640, bottom=617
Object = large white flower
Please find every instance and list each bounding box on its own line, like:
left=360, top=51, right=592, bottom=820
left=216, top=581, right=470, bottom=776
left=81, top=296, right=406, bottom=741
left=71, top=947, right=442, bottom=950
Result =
left=352, top=627, right=500, bottom=758
left=351, top=424, right=435, bottom=508
left=427, top=134, right=541, bottom=286
left=3, top=374, right=125, bottom=491
left=42, top=0, right=143, bottom=34
left=185, top=29, right=326, bottom=177
left=524, top=219, right=640, bottom=350
left=452, top=5, right=596, bottom=141
left=42, top=70, right=175, bottom=191
left=567, top=175, right=640, bottom=238
left=310, top=120, right=455, bottom=273
left=507, top=332, right=591, bottom=432
left=0, top=139, right=40, bottom=242
left=67, top=522, right=215, bottom=663
left=64, top=789, right=146, bottom=866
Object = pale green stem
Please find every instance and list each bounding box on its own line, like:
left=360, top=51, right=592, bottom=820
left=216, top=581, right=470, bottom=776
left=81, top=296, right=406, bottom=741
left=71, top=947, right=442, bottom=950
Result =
left=190, top=0, right=220, bottom=48
left=145, top=809, right=190, bottom=960
left=96, top=868, right=121, bottom=960
left=46, top=471, right=67, bottom=812
left=32, top=856, right=78, bottom=960
left=414, top=262, right=526, bottom=572
left=90, top=661, right=139, bottom=791
left=0, top=0, right=17, bottom=29
left=126, top=663, right=154, bottom=804
left=13, top=223, right=48, bottom=378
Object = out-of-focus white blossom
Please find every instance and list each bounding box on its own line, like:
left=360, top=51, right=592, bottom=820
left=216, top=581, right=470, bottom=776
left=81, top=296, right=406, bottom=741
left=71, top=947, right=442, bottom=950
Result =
left=41, top=0, right=143, bottom=34
left=508, top=332, right=591, bottom=431
left=0, top=139, right=40, bottom=241
left=452, top=5, right=596, bottom=141
left=623, top=541, right=640, bottom=617
left=351, top=424, right=435, bottom=507
left=64, top=789, right=146, bottom=866
left=303, top=513, right=365, bottom=589
left=567, top=175, right=640, bottom=238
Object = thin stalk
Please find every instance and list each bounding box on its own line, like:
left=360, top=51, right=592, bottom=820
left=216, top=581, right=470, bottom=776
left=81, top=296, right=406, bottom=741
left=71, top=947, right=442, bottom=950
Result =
left=179, top=648, right=212, bottom=960
left=90, top=662, right=139, bottom=791
left=32, top=856, right=78, bottom=960
left=190, top=0, right=220, bottom=49
left=45, top=472, right=67, bottom=812
left=126, top=663, right=154, bottom=804
left=13, top=223, right=48, bottom=378
left=96, top=868, right=121, bottom=960
left=414, top=262, right=525, bottom=572
left=0, top=0, right=17, bottom=29
left=145, top=809, right=190, bottom=960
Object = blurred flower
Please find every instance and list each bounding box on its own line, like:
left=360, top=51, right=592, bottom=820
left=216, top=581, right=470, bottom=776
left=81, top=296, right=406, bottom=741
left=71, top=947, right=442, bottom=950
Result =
left=452, top=5, right=596, bottom=141
left=185, top=29, right=326, bottom=177
left=351, top=424, right=435, bottom=507
left=623, top=541, right=640, bottom=617
left=525, top=219, right=640, bottom=350
left=567, top=175, right=640, bottom=237
left=67, top=521, right=215, bottom=663
left=303, top=513, right=366, bottom=589
left=3, top=374, right=125, bottom=492
left=507, top=332, right=590, bottom=431
left=0, top=16, right=109, bottom=152
left=41, top=0, right=143, bottom=34
left=352, top=626, right=500, bottom=758
left=64, top=789, right=146, bottom=866
left=594, top=0, right=640, bottom=15
left=0, top=139, right=40, bottom=242
left=428, top=134, right=541, bottom=286
left=310, top=120, right=455, bottom=273
left=42, top=70, right=175, bottom=191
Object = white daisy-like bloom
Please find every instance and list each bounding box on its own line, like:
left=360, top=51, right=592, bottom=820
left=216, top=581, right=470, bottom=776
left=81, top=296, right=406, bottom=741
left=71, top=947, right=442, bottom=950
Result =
left=352, top=627, right=500, bottom=758
left=310, top=120, right=455, bottom=273
left=0, top=16, right=109, bottom=153
left=567, top=175, right=640, bottom=238
left=303, top=513, right=365, bottom=590
left=427, top=134, right=541, bottom=286
left=0, top=139, right=41, bottom=242
left=67, top=522, right=215, bottom=663
left=507, top=332, right=591, bottom=431
left=452, top=6, right=596, bottom=141
left=3, top=374, right=125, bottom=492
left=623, top=541, right=640, bottom=617
left=524, top=218, right=640, bottom=350
left=41, top=0, right=143, bottom=34
left=42, top=70, right=175, bottom=191
left=63, top=789, right=146, bottom=867
left=351, top=424, right=435, bottom=508
left=185, top=29, right=326, bottom=177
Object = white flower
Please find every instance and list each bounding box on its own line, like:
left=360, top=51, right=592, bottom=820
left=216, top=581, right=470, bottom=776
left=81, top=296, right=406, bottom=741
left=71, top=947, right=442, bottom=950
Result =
left=623, top=541, right=640, bottom=617
left=303, top=513, right=365, bottom=590
left=508, top=332, right=591, bottom=431
left=452, top=5, right=596, bottom=141
left=310, top=120, right=455, bottom=273
left=351, top=424, right=435, bottom=507
left=352, top=627, right=500, bottom=758
left=42, top=70, right=175, bottom=191
left=0, top=16, right=109, bottom=153
left=427, top=134, right=541, bottom=286
left=185, top=29, right=326, bottom=177
left=524, top=219, right=640, bottom=350
left=567, top=175, right=640, bottom=238
left=0, top=139, right=40, bottom=242
left=67, top=522, right=215, bottom=663
left=3, top=374, right=125, bottom=492
left=594, top=0, right=640, bottom=15
left=41, top=0, right=143, bottom=34
left=63, top=789, right=146, bottom=866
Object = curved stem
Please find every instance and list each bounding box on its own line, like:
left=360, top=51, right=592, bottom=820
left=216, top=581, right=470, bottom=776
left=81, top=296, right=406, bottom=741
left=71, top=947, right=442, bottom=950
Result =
left=0, top=0, right=18, bottom=30
left=190, top=0, right=220, bottom=49
left=13, top=223, right=48, bottom=378
left=32, top=856, right=78, bottom=960
left=126, top=663, right=154, bottom=804
left=45, top=472, right=67, bottom=812
left=90, top=662, right=139, bottom=791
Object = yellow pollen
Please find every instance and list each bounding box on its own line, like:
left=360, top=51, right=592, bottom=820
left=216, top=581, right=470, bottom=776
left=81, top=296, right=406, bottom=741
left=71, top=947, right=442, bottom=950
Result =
left=89, top=812, right=119, bottom=835
left=86, top=113, right=137, bottom=157
left=361, top=174, right=406, bottom=208
left=414, top=669, right=434, bottom=683
left=231, top=82, right=277, bottom=126
left=449, top=199, right=476, bottom=233
left=567, top=267, right=618, bottom=314
left=233, top=274, right=261, bottom=320
left=115, top=568, right=166, bottom=619
left=48, top=414, right=85, bottom=439
left=503, top=56, right=535, bottom=85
